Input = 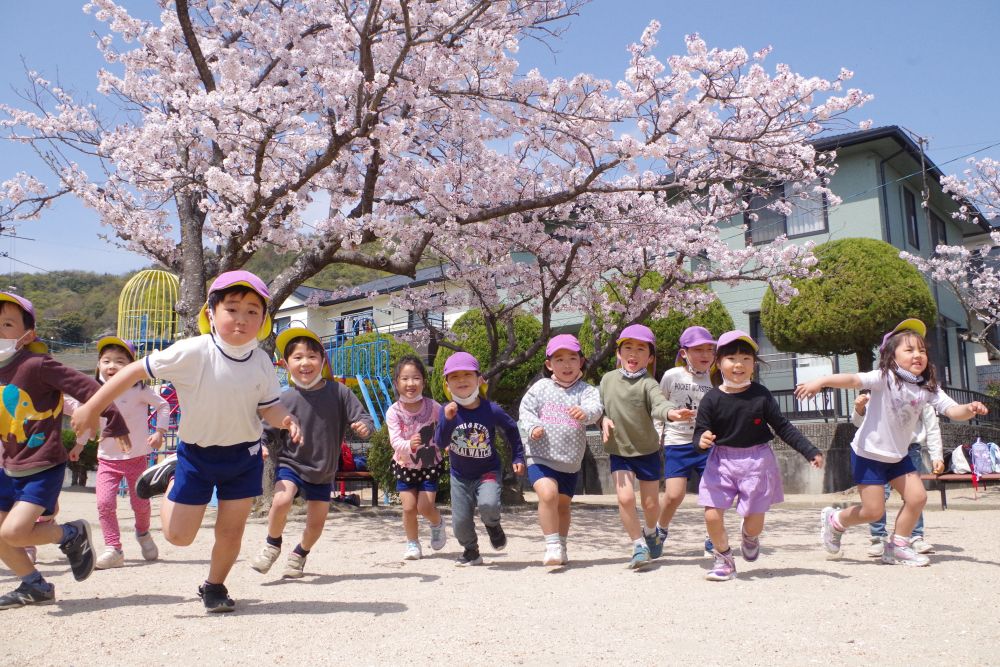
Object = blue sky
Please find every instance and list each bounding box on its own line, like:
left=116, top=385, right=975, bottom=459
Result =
left=2, top=0, right=999, bottom=275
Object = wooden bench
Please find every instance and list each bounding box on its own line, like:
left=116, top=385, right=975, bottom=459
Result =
left=333, top=471, right=378, bottom=507
left=920, top=473, right=1000, bottom=510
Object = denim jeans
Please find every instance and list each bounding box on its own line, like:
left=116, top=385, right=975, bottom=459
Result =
left=449, top=471, right=502, bottom=550
left=869, top=443, right=924, bottom=538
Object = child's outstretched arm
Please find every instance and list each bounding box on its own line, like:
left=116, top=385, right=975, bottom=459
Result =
left=258, top=403, right=303, bottom=445
left=70, top=359, right=146, bottom=443
left=942, top=401, right=989, bottom=421
left=494, top=404, right=526, bottom=475
left=764, top=394, right=824, bottom=469
left=794, top=373, right=862, bottom=400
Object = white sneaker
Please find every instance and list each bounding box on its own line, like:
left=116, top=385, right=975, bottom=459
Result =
left=882, top=539, right=930, bottom=567
left=282, top=552, right=306, bottom=579
left=95, top=548, right=125, bottom=570
left=909, top=536, right=934, bottom=554
left=402, top=541, right=422, bottom=561
left=429, top=520, right=447, bottom=551
left=249, top=544, right=281, bottom=573
left=542, top=543, right=563, bottom=566
left=866, top=537, right=886, bottom=558
left=136, top=531, right=158, bottom=561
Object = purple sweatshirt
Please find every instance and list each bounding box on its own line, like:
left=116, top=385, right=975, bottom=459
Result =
left=434, top=399, right=525, bottom=480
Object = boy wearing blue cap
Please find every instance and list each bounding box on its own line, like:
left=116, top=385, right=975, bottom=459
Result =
left=434, top=352, right=525, bottom=566
left=0, top=292, right=129, bottom=609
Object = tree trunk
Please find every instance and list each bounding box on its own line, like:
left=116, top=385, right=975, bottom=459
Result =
left=856, top=349, right=875, bottom=373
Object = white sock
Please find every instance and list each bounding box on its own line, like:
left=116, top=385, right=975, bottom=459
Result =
left=633, top=537, right=645, bottom=548
left=559, top=535, right=567, bottom=548
left=544, top=533, right=560, bottom=546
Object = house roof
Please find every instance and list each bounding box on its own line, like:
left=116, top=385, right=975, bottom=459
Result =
left=295, top=264, right=450, bottom=307
left=812, top=125, right=991, bottom=233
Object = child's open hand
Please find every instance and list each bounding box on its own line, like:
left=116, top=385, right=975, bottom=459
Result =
left=351, top=421, right=370, bottom=438
left=793, top=380, right=823, bottom=401
left=116, top=435, right=132, bottom=455
left=147, top=431, right=164, bottom=451
left=932, top=459, right=945, bottom=474
left=567, top=406, right=586, bottom=421
left=698, top=430, right=716, bottom=450
left=668, top=408, right=696, bottom=422
left=810, top=453, right=824, bottom=469
left=601, top=417, right=614, bottom=444
left=283, top=415, right=303, bottom=444
left=530, top=426, right=545, bottom=440
left=444, top=402, right=458, bottom=420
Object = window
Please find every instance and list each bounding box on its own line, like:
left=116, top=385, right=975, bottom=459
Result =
left=744, top=184, right=828, bottom=245
left=903, top=188, right=920, bottom=249
left=274, top=316, right=291, bottom=333
left=930, top=211, right=947, bottom=249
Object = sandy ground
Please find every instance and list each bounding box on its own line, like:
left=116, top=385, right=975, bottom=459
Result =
left=4, top=483, right=1000, bottom=666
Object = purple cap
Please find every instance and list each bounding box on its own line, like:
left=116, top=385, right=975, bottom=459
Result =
left=0, top=292, right=35, bottom=319
left=208, top=270, right=271, bottom=301
left=675, top=326, right=716, bottom=365
left=880, top=318, right=927, bottom=351
left=546, top=334, right=581, bottom=357
left=617, top=324, right=656, bottom=348
left=716, top=330, right=759, bottom=352
left=443, top=351, right=481, bottom=376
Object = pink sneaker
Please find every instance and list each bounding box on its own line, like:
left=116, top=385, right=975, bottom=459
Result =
left=882, top=538, right=930, bottom=567
left=820, top=507, right=844, bottom=556
left=705, top=549, right=736, bottom=581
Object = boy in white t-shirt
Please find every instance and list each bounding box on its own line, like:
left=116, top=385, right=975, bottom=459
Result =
left=72, top=271, right=302, bottom=612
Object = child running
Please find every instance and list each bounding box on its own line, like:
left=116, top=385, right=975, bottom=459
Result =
left=64, top=336, right=169, bottom=569
left=693, top=330, right=823, bottom=582
left=71, top=271, right=302, bottom=612
left=434, top=352, right=525, bottom=566
left=795, top=319, right=986, bottom=566
left=654, top=326, right=717, bottom=557
left=0, top=292, right=129, bottom=609
left=251, top=327, right=372, bottom=578
left=851, top=393, right=942, bottom=556
left=600, top=324, right=674, bottom=570
left=518, top=334, right=603, bottom=566
left=386, top=355, right=446, bottom=561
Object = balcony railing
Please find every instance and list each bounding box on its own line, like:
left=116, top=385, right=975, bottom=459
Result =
left=772, top=386, right=1000, bottom=425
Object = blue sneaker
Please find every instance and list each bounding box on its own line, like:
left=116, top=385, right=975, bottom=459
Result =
left=704, top=537, right=714, bottom=558
left=628, top=543, right=651, bottom=570
left=644, top=530, right=663, bottom=559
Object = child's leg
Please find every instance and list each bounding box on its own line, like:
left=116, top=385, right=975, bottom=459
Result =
left=159, top=490, right=208, bottom=546
left=704, top=507, right=729, bottom=552
left=400, top=489, right=420, bottom=541
left=833, top=484, right=887, bottom=529
left=122, top=457, right=152, bottom=537
left=533, top=477, right=560, bottom=536
left=0, top=501, right=61, bottom=548
left=637, top=480, right=660, bottom=533
left=299, top=500, right=329, bottom=551
left=887, top=472, right=927, bottom=538
left=557, top=494, right=572, bottom=537
left=95, top=460, right=126, bottom=550
left=416, top=490, right=442, bottom=527
left=266, top=480, right=298, bottom=540
left=613, top=471, right=641, bottom=539
left=448, top=476, right=477, bottom=549
left=741, top=512, right=765, bottom=538
left=207, top=497, right=253, bottom=584
left=0, top=511, right=37, bottom=577
left=657, top=477, right=688, bottom=531
left=475, top=475, right=501, bottom=528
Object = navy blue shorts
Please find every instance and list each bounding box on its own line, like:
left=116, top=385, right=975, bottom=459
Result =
left=168, top=441, right=263, bottom=505
left=609, top=451, right=663, bottom=482
left=664, top=443, right=709, bottom=479
left=527, top=463, right=578, bottom=498
left=276, top=466, right=333, bottom=502
left=0, top=464, right=65, bottom=515
left=396, top=477, right=440, bottom=493
left=850, top=449, right=917, bottom=486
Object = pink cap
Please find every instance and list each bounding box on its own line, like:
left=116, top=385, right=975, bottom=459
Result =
left=443, top=351, right=481, bottom=376
left=617, top=324, right=656, bottom=349
left=546, top=334, right=581, bottom=357
left=675, top=326, right=716, bottom=366
left=716, top=330, right=759, bottom=352
left=208, top=270, right=271, bottom=301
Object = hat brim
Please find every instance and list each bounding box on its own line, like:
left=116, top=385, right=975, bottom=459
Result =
left=96, top=335, right=135, bottom=361
left=275, top=327, right=333, bottom=383
left=890, top=318, right=927, bottom=339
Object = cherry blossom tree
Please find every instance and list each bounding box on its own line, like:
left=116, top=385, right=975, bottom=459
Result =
left=902, top=158, right=1000, bottom=358
left=1, top=0, right=867, bottom=337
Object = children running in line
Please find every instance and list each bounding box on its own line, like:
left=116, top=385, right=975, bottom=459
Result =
left=64, top=336, right=169, bottom=569
left=655, top=326, right=717, bottom=558
left=518, top=335, right=603, bottom=566
left=251, top=327, right=372, bottom=579
left=851, top=392, right=942, bottom=556
left=0, top=293, right=130, bottom=609
left=72, top=271, right=302, bottom=612
left=693, top=330, right=823, bottom=582
left=796, top=319, right=986, bottom=566
left=435, top=352, right=525, bottom=566
left=600, top=324, right=675, bottom=570
left=386, top=355, right=447, bottom=561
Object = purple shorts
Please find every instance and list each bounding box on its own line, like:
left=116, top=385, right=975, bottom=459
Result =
left=698, top=443, right=784, bottom=516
